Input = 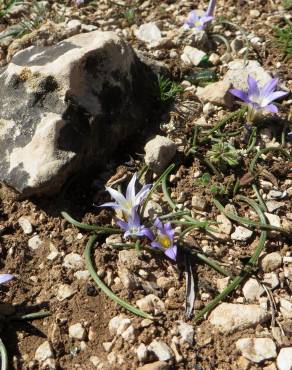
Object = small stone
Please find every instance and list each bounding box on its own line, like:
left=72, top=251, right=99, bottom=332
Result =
left=41, top=358, right=56, bottom=369
left=250, top=9, right=260, bottom=18
left=242, top=278, right=264, bottom=301
left=217, top=214, right=232, bottom=235
left=277, top=347, right=292, bottom=370
left=267, top=190, right=283, bottom=200
left=260, top=252, right=282, bottom=272
left=203, top=102, right=215, bottom=115
left=28, top=235, right=43, bottom=250
left=181, top=46, right=206, bottom=66
left=103, top=341, right=114, bottom=352
left=264, top=213, right=281, bottom=228
left=266, top=200, right=284, bottom=212
left=63, top=253, right=84, bottom=270
left=69, top=323, right=86, bottom=340
left=209, top=53, right=220, bottom=65
left=118, top=249, right=142, bottom=271
left=108, top=315, right=132, bottom=336
left=144, top=135, right=176, bottom=175
left=236, top=338, right=276, bottom=363
left=280, top=298, right=292, bottom=318
left=216, top=277, right=230, bottom=293
left=191, top=195, right=207, bottom=211
left=74, top=270, right=90, bottom=280
left=264, top=363, right=277, bottom=370
left=35, top=341, right=54, bottom=362
left=137, top=361, right=170, bottom=370
left=121, top=325, right=136, bottom=342
left=56, top=284, right=75, bottom=301
left=67, top=19, right=82, bottom=31
left=90, top=356, right=101, bottom=367
left=18, top=216, right=33, bottom=234
left=209, top=303, right=270, bottom=333
left=156, top=276, right=175, bottom=290
left=47, top=243, right=59, bottom=261
left=177, top=321, right=194, bottom=345
left=81, top=24, right=98, bottom=32
left=231, top=226, right=253, bottom=241
left=136, top=343, right=148, bottom=362
left=118, top=267, right=139, bottom=290
left=143, top=200, right=163, bottom=220
left=141, top=319, right=153, bottom=327
left=263, top=272, right=280, bottom=290
left=196, top=80, right=233, bottom=107
left=136, top=294, right=165, bottom=315
left=148, top=340, right=173, bottom=361
left=135, top=22, right=162, bottom=47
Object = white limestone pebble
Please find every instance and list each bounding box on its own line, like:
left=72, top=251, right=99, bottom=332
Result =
left=236, top=338, right=276, bottom=363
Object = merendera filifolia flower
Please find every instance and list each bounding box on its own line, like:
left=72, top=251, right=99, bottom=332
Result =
left=150, top=218, right=177, bottom=261
left=184, top=0, right=216, bottom=30
left=229, top=75, right=288, bottom=123
left=100, top=173, right=151, bottom=218
left=116, top=209, right=154, bottom=240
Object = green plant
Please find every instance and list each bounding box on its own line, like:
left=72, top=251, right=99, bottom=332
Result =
left=283, top=0, right=292, bottom=10
left=274, top=21, right=292, bottom=56
left=16, top=1, right=46, bottom=37
left=123, top=7, right=135, bottom=24
left=206, top=141, right=239, bottom=167
left=0, top=0, right=21, bottom=18
left=157, top=75, right=183, bottom=102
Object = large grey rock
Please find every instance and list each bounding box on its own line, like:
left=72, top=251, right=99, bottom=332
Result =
left=0, top=31, right=157, bottom=196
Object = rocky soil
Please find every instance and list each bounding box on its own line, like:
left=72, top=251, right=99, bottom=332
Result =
left=0, top=0, right=291, bottom=370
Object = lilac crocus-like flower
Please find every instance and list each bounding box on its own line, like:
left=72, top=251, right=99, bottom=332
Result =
left=117, top=210, right=154, bottom=240
left=229, top=76, right=288, bottom=123
left=100, top=173, right=151, bottom=218
left=150, top=218, right=177, bottom=261
left=0, top=274, right=13, bottom=285
left=185, top=0, right=216, bottom=30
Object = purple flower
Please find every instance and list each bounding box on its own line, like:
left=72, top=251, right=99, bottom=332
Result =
left=117, top=209, right=154, bottom=240
left=75, top=0, right=84, bottom=5
left=185, top=11, right=213, bottom=30
left=184, top=0, right=216, bottom=30
left=150, top=218, right=177, bottom=261
left=0, top=274, right=13, bottom=285
left=229, top=76, right=288, bottom=122
left=100, top=173, right=151, bottom=218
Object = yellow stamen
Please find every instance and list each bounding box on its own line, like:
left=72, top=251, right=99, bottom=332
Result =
left=158, top=235, right=171, bottom=248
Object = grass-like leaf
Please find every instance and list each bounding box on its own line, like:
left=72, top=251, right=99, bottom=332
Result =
left=274, top=22, right=292, bottom=56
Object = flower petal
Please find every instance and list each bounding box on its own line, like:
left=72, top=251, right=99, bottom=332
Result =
left=154, top=218, right=163, bottom=232
left=247, top=75, right=260, bottom=97
left=0, top=274, right=13, bottom=284
left=135, top=184, right=151, bottom=206
left=99, top=201, right=120, bottom=209
left=261, top=78, right=278, bottom=97
left=165, top=245, right=177, bottom=261
left=126, top=173, right=137, bottom=205
left=151, top=241, right=162, bottom=249
left=139, top=228, right=155, bottom=240
left=262, top=90, right=288, bottom=106
left=265, top=104, right=278, bottom=113
left=164, top=222, right=174, bottom=241
left=116, top=219, right=129, bottom=230
left=229, top=89, right=250, bottom=103
left=105, top=186, right=128, bottom=211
